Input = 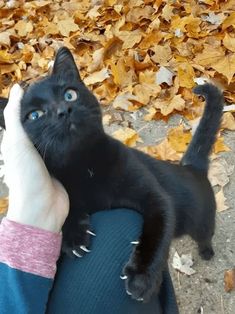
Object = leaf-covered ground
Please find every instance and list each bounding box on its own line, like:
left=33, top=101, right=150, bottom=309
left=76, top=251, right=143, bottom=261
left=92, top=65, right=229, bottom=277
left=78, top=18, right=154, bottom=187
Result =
left=0, top=0, right=235, bottom=312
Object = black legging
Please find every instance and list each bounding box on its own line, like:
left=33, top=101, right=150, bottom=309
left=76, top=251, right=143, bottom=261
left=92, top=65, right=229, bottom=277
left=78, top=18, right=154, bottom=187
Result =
left=47, top=209, right=179, bottom=314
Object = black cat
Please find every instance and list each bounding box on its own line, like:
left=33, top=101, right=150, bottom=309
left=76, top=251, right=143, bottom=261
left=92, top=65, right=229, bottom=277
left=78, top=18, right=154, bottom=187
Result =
left=0, top=47, right=224, bottom=302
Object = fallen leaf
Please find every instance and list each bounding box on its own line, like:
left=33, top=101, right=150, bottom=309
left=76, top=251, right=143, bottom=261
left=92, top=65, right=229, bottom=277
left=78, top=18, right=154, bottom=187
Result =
left=155, top=95, right=185, bottom=116
left=168, top=125, right=192, bottom=153
left=15, top=20, right=33, bottom=37
left=84, top=68, right=110, bottom=85
left=57, top=18, right=79, bottom=37
left=177, top=63, right=195, bottom=88
left=0, top=197, right=8, bottom=214
left=221, top=112, right=235, bottom=130
left=140, top=139, right=181, bottom=161
left=112, top=127, right=141, bottom=147
left=208, top=158, right=234, bottom=187
left=223, top=33, right=235, bottom=53
left=156, top=66, right=174, bottom=85
left=224, top=268, right=235, bottom=292
left=215, top=189, right=229, bottom=212
left=213, top=137, right=230, bottom=154
left=151, top=44, right=172, bottom=65
left=113, top=93, right=138, bottom=111
left=172, top=251, right=196, bottom=276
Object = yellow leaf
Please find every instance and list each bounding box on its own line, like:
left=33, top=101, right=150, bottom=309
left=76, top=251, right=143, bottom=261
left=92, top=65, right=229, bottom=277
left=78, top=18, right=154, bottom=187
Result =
left=133, top=83, right=161, bottom=105
left=222, top=12, right=235, bottom=30
left=223, top=33, right=235, bottom=52
left=57, top=18, right=79, bottom=37
left=213, top=137, right=230, bottom=154
left=151, top=44, right=172, bottom=65
left=178, top=63, right=195, bottom=88
left=194, top=45, right=225, bottom=67
left=211, top=54, right=235, bottom=84
left=144, top=107, right=157, bottom=121
left=0, top=197, right=8, bottom=214
left=155, top=94, right=185, bottom=116
left=0, top=50, right=14, bottom=63
left=221, top=112, right=235, bottom=130
left=84, top=68, right=110, bottom=85
left=112, top=127, right=141, bottom=147
left=141, top=139, right=181, bottom=161
left=117, top=30, right=142, bottom=49
left=15, top=20, right=33, bottom=37
left=168, top=125, right=192, bottom=153
left=113, top=93, right=138, bottom=111
left=215, top=189, right=229, bottom=212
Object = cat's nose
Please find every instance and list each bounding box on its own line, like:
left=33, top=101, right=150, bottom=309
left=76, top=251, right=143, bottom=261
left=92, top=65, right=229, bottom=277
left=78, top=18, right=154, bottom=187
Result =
left=57, top=106, right=72, bottom=118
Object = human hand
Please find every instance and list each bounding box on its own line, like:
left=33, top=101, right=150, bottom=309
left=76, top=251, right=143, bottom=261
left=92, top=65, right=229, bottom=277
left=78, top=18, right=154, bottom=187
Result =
left=1, top=84, right=69, bottom=233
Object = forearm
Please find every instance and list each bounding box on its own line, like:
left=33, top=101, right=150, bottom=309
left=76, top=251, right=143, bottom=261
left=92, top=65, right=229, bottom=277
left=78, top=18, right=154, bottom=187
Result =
left=0, top=218, right=62, bottom=314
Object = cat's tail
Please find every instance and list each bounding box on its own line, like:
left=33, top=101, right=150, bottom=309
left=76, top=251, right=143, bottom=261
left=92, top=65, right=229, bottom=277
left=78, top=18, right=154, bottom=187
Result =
left=180, top=83, right=224, bottom=172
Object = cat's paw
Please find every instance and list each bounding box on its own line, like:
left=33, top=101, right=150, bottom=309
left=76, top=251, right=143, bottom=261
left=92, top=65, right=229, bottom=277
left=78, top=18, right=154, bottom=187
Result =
left=62, top=216, right=95, bottom=258
left=121, top=263, right=162, bottom=302
left=199, top=246, right=214, bottom=260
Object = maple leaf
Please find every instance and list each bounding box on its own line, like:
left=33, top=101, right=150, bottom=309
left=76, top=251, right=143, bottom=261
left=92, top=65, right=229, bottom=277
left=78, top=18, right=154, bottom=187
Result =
left=172, top=251, right=196, bottom=276
left=0, top=197, right=8, bottom=214
left=213, top=137, right=230, bottom=154
left=112, top=127, right=141, bottom=147
left=84, top=68, right=110, bottom=85
left=57, top=18, right=79, bottom=37
left=215, top=189, right=229, bottom=212
left=155, top=95, right=185, bottom=116
left=221, top=112, right=235, bottom=130
left=167, top=125, right=192, bottom=153
left=15, top=20, right=33, bottom=37
left=208, top=158, right=234, bottom=188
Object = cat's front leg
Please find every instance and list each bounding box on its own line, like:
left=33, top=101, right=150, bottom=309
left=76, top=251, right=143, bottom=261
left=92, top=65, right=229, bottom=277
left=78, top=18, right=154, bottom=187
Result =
left=62, top=213, right=95, bottom=258
left=122, top=191, right=174, bottom=302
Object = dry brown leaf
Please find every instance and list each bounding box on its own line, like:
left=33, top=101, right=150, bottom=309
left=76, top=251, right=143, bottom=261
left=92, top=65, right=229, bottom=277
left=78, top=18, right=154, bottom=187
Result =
left=177, top=63, right=195, bottom=88
left=221, top=112, right=235, bottom=130
left=144, top=107, right=157, bottom=121
left=172, top=251, right=196, bottom=276
left=0, top=197, right=8, bottom=214
left=224, top=268, right=235, bottom=292
left=57, top=18, right=79, bottom=37
left=113, top=93, right=138, bottom=111
left=15, top=20, right=33, bottom=37
left=133, top=83, right=161, bottom=105
left=84, top=68, right=110, bottom=85
left=213, top=137, right=230, bottom=154
left=153, top=139, right=181, bottom=161
left=151, top=44, right=172, bottom=65
left=155, top=95, right=185, bottom=116
left=222, top=12, right=235, bottom=30
left=223, top=33, right=235, bottom=52
left=215, top=189, right=229, bottom=212
left=112, top=127, right=141, bottom=147
left=168, top=125, right=192, bottom=153
left=117, top=30, right=142, bottom=49
left=208, top=158, right=234, bottom=187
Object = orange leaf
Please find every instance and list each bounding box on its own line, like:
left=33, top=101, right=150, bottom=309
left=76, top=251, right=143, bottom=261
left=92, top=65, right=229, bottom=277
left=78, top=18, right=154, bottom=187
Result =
left=168, top=125, right=192, bottom=153
left=0, top=197, right=8, bottom=214
left=224, top=268, right=235, bottom=292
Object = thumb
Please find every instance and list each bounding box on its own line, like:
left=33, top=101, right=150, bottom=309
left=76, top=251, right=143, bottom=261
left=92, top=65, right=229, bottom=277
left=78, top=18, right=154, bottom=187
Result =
left=4, top=84, right=25, bottom=137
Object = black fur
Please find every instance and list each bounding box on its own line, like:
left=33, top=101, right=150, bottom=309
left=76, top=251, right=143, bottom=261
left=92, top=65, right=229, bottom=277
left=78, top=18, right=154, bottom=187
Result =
left=0, top=47, right=224, bottom=302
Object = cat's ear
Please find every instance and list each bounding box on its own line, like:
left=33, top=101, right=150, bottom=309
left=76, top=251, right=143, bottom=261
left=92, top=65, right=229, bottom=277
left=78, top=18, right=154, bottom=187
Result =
left=0, top=97, right=8, bottom=129
left=52, top=47, right=81, bottom=81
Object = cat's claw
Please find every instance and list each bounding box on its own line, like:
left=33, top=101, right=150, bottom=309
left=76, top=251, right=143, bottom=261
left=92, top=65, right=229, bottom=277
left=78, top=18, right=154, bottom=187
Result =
left=72, top=250, right=82, bottom=258
left=86, top=230, right=96, bottom=236
left=126, top=290, right=132, bottom=296
left=137, top=298, right=144, bottom=302
left=80, top=245, right=91, bottom=253
left=120, top=275, right=128, bottom=280
left=131, top=241, right=139, bottom=245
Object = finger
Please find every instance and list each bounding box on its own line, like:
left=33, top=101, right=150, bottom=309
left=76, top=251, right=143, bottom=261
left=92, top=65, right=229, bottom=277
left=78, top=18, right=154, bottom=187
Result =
left=4, top=84, right=24, bottom=134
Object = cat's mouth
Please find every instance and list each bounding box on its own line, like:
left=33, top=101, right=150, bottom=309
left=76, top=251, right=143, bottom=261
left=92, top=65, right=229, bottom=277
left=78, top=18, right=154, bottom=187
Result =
left=69, top=123, right=77, bottom=133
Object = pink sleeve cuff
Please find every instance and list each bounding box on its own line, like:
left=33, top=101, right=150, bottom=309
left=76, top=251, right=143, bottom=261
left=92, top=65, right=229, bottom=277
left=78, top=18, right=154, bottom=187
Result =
left=0, top=217, right=62, bottom=279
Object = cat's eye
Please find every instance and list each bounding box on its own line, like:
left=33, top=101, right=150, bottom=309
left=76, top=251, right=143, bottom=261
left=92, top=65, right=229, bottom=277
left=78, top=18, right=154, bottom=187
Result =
left=64, top=89, right=77, bottom=102
left=27, top=110, right=45, bottom=120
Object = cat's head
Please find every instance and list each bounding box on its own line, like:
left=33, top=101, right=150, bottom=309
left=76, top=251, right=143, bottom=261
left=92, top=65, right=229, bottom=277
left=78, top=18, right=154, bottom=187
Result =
left=0, top=47, right=103, bottom=172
